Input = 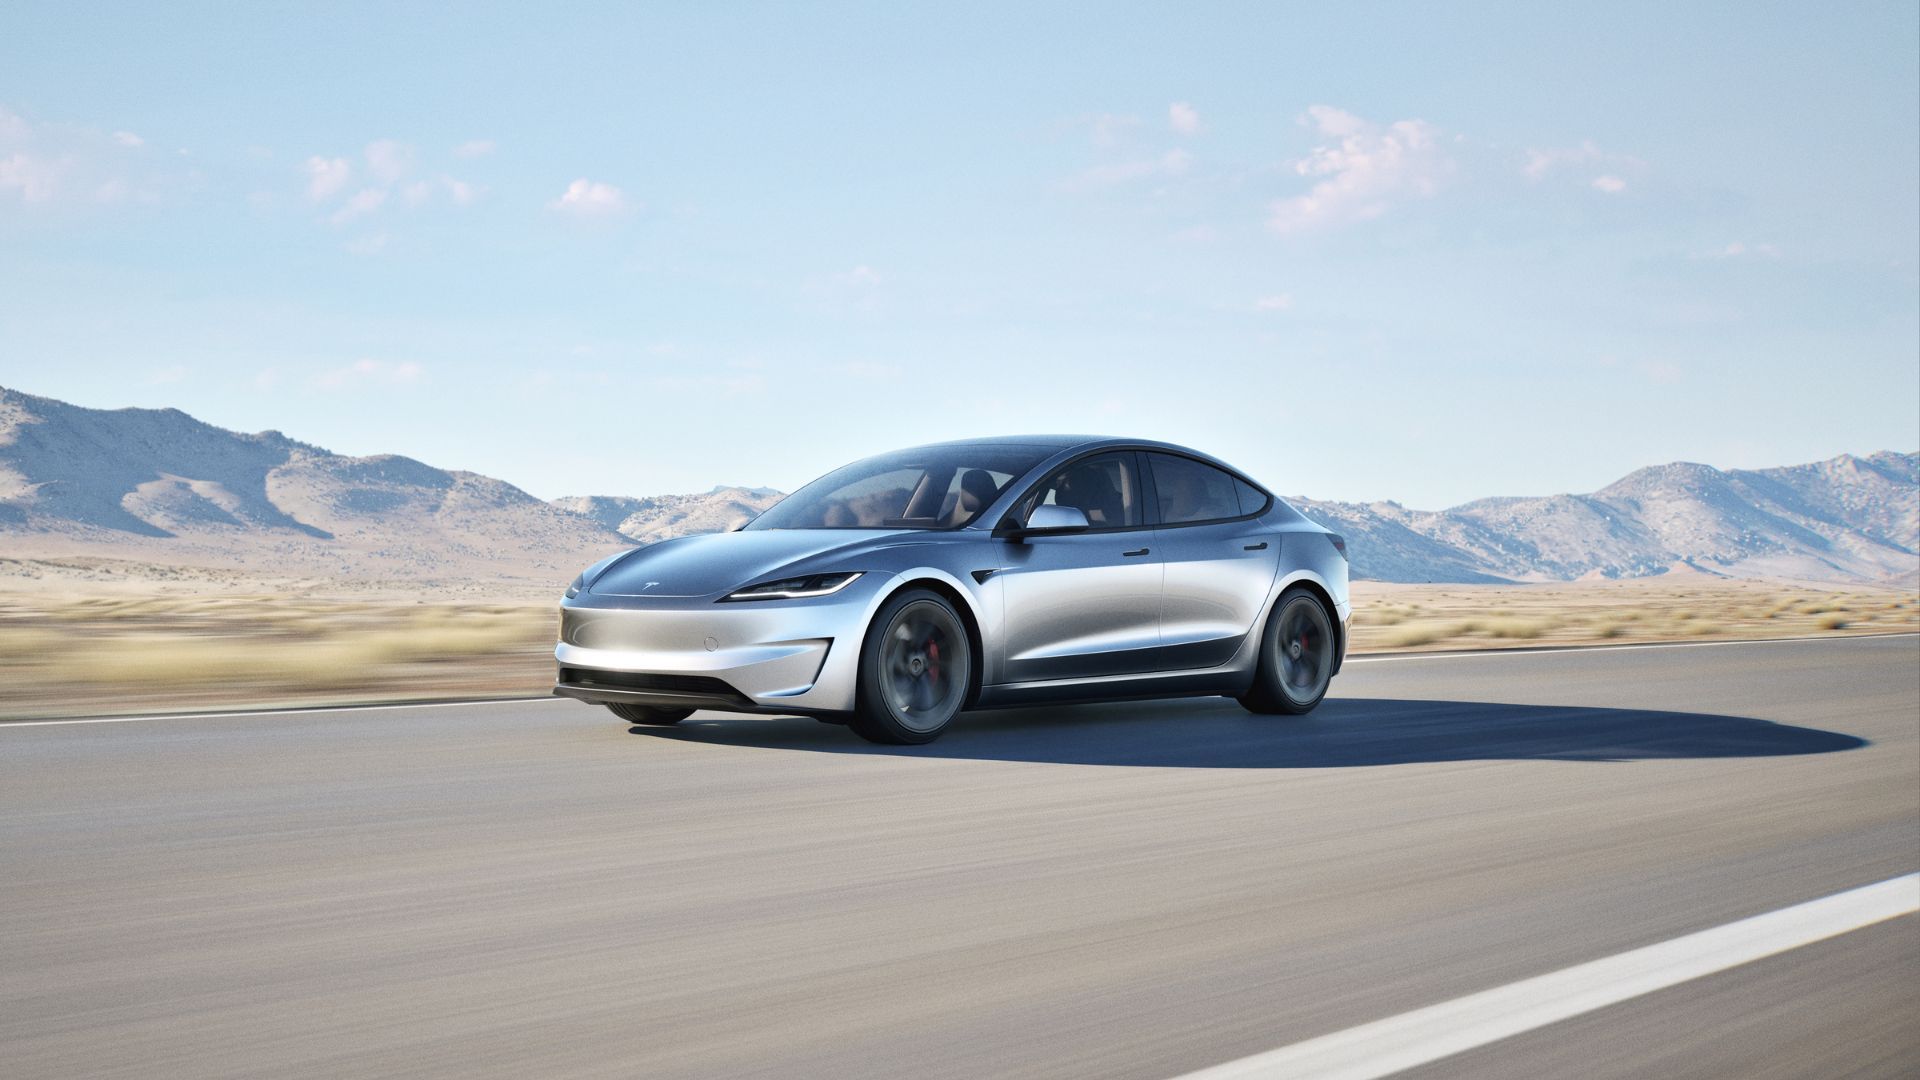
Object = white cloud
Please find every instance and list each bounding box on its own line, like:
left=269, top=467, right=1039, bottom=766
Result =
left=305, top=155, right=352, bottom=201
left=396, top=174, right=480, bottom=208
left=453, top=139, right=496, bottom=158
left=313, top=358, right=425, bottom=389
left=1524, top=139, right=1644, bottom=195
left=1169, top=102, right=1202, bottom=136
left=550, top=178, right=627, bottom=216
left=1254, top=293, right=1294, bottom=312
left=0, top=105, right=174, bottom=206
left=363, top=139, right=415, bottom=184
left=1266, top=106, right=1452, bottom=235
left=442, top=175, right=479, bottom=206
left=1086, top=113, right=1140, bottom=147
left=301, top=141, right=480, bottom=228
left=0, top=105, right=29, bottom=143
left=329, top=187, right=387, bottom=225
left=1061, top=148, right=1193, bottom=190
left=0, top=152, right=65, bottom=202
left=1522, top=140, right=1602, bottom=180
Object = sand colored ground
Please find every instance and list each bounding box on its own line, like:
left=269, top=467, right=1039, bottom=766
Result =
left=0, top=557, right=1913, bottom=720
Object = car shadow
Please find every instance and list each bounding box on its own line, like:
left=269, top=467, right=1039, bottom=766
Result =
left=625, top=696, right=1868, bottom=768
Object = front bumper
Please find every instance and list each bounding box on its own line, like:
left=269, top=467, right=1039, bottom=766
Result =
left=552, top=575, right=889, bottom=714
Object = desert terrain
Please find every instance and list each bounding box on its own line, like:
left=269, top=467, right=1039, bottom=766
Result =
left=3, top=554, right=1911, bottom=721
left=3, top=388, right=1914, bottom=720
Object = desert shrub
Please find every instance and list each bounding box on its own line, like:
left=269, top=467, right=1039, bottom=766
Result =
left=1477, top=617, right=1553, bottom=639
left=1380, top=621, right=1467, bottom=648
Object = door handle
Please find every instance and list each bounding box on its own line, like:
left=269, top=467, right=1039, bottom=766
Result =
left=1243, top=541, right=1268, bottom=551
left=1122, top=547, right=1151, bottom=557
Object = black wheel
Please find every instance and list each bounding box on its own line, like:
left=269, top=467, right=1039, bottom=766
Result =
left=851, top=588, right=973, bottom=744
left=606, top=703, right=695, bottom=726
left=1239, top=588, right=1336, bottom=715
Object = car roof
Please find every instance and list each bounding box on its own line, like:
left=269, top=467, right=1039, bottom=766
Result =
left=899, top=434, right=1199, bottom=454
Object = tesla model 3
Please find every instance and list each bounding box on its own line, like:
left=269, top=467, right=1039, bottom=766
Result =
left=554, top=437, right=1350, bottom=743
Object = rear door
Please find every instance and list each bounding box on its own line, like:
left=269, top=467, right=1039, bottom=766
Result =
left=1144, top=452, right=1281, bottom=669
left=995, top=451, right=1165, bottom=682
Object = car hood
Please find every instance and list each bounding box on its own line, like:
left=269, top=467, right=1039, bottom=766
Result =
left=586, top=529, right=900, bottom=597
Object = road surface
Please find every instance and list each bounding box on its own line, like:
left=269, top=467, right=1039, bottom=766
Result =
left=3, top=635, right=1916, bottom=1079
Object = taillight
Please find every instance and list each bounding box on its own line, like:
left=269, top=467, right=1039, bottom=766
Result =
left=1326, top=533, right=1348, bottom=561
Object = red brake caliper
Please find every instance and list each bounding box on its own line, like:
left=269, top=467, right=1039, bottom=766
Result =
left=926, top=640, right=941, bottom=684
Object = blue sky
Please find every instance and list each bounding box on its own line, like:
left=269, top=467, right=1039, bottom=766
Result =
left=2, top=1, right=1915, bottom=506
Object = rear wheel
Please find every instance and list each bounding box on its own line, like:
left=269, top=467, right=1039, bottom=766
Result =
left=851, top=588, right=972, bottom=744
left=1239, top=588, right=1336, bottom=715
left=607, top=703, right=694, bottom=726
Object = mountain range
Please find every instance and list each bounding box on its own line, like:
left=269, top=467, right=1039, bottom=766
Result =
left=1, top=386, right=1913, bottom=586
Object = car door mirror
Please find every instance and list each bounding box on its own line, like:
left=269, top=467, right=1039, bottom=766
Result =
left=1017, top=503, right=1091, bottom=537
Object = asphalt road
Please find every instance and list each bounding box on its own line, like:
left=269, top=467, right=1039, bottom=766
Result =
left=3, top=635, right=1916, bottom=1079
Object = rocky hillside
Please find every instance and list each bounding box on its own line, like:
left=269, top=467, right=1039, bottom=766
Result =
left=550, top=487, right=783, bottom=543
left=0, top=387, right=630, bottom=584
left=3, top=387, right=1912, bottom=585
left=1292, top=451, right=1918, bottom=583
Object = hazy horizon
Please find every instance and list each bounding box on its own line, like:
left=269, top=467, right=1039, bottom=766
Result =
left=4, top=381, right=1914, bottom=509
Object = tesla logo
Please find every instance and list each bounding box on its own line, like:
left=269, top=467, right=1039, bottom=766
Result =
left=642, top=581, right=661, bottom=590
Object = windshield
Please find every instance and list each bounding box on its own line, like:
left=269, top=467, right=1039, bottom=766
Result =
left=746, top=444, right=1057, bottom=530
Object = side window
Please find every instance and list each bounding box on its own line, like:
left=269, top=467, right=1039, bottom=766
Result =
left=1024, top=452, right=1143, bottom=529
left=1149, top=454, right=1242, bottom=524
left=1233, top=477, right=1269, bottom=516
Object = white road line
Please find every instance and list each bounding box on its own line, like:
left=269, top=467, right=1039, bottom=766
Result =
left=1171, top=873, right=1920, bottom=1080
left=1347, top=630, right=1917, bottom=664
left=0, top=696, right=561, bottom=728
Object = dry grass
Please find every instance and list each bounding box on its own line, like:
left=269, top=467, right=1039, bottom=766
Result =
left=0, top=589, right=557, bottom=719
left=0, top=569, right=1914, bottom=720
left=1349, top=577, right=1917, bottom=654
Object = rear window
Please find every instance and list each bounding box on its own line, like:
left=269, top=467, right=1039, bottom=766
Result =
left=1148, top=453, right=1254, bottom=524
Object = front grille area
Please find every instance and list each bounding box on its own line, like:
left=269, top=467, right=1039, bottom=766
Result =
left=558, top=667, right=745, bottom=700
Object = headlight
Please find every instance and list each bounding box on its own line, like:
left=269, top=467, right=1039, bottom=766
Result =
left=720, top=572, right=864, bottom=602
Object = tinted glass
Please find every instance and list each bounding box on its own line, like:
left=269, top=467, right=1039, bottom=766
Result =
left=746, top=444, right=1053, bottom=530
left=1233, top=477, right=1269, bottom=516
left=1149, top=453, right=1242, bottom=524
left=1021, top=452, right=1142, bottom=529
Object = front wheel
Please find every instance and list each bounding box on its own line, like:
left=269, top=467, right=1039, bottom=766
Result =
left=607, top=703, right=694, bottom=726
left=1238, top=588, right=1336, bottom=715
left=851, top=588, right=973, bottom=744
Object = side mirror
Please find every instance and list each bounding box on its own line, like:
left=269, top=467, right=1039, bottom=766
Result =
left=1012, top=503, right=1090, bottom=538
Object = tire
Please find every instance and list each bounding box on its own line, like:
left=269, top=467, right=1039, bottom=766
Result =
left=1238, top=587, right=1336, bottom=715
left=850, top=588, right=973, bottom=744
left=606, top=703, right=695, bottom=726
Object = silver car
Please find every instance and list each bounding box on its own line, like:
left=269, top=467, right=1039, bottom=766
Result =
left=554, top=437, right=1350, bottom=743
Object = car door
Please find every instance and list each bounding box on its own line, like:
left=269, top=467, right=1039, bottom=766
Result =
left=1144, top=452, right=1281, bottom=669
left=995, top=451, right=1165, bottom=682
